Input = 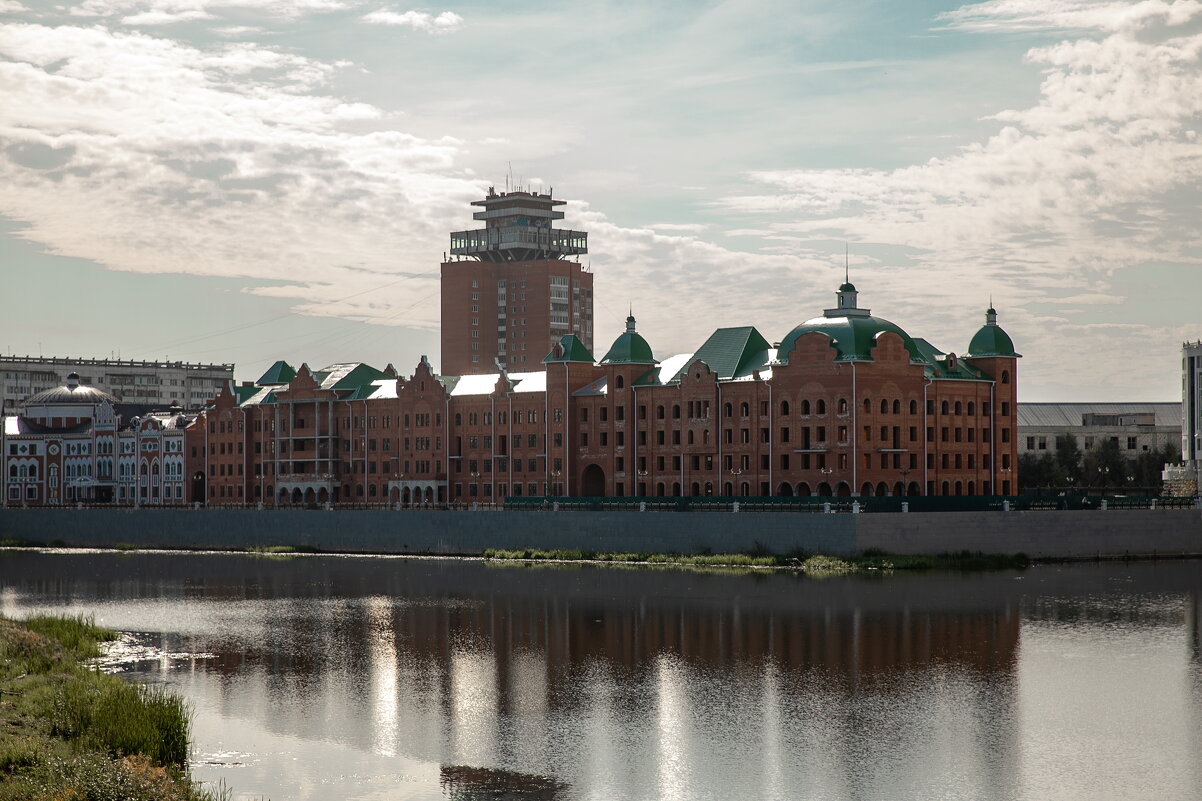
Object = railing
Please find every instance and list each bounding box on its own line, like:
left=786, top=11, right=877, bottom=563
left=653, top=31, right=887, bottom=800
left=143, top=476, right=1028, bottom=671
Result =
left=6, top=496, right=1198, bottom=513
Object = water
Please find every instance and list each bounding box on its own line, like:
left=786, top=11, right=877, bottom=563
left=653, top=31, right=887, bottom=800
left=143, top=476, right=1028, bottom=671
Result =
left=1, top=550, right=1200, bottom=801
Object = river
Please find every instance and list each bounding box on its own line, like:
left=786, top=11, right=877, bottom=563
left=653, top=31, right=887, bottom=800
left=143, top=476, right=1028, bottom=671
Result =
left=1, top=550, right=1199, bottom=801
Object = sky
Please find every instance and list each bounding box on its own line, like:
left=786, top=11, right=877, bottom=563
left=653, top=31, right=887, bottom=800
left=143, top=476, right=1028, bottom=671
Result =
left=1, top=0, right=1200, bottom=401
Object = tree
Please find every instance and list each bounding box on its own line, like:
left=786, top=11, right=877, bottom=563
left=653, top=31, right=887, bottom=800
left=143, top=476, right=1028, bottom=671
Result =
left=1055, top=434, right=1083, bottom=484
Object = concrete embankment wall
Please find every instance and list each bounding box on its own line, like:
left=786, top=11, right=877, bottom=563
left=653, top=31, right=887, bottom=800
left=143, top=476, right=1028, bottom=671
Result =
left=2, top=507, right=1201, bottom=558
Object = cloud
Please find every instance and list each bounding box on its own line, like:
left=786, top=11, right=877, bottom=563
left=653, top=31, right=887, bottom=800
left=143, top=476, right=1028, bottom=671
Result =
left=360, top=9, right=462, bottom=32
left=937, top=0, right=1202, bottom=33
left=712, top=0, right=1202, bottom=398
left=0, top=22, right=477, bottom=329
left=67, top=0, right=354, bottom=23
left=0, top=0, right=27, bottom=12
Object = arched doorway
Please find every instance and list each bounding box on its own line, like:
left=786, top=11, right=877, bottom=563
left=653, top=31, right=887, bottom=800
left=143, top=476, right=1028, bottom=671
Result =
left=656, top=483, right=665, bottom=497
left=402, top=487, right=411, bottom=506
left=797, top=482, right=811, bottom=497
left=723, top=482, right=733, bottom=496
left=778, top=482, right=794, bottom=496
left=836, top=482, right=851, bottom=497
left=191, top=471, right=206, bottom=504
left=908, top=481, right=922, bottom=496
left=893, top=482, right=904, bottom=497
left=672, top=482, right=681, bottom=496
left=690, top=482, right=701, bottom=497
left=861, top=482, right=874, bottom=497
left=291, top=488, right=303, bottom=504
left=581, top=464, right=606, bottom=497
left=876, top=481, right=889, bottom=497
left=317, top=488, right=329, bottom=504
left=817, top=482, right=833, bottom=497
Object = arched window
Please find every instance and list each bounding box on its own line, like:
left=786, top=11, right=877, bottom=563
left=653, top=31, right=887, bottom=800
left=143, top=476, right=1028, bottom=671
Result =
left=687, top=430, right=695, bottom=445
left=615, top=375, right=625, bottom=389
left=454, top=413, right=462, bottom=425
left=880, top=399, right=889, bottom=414
left=909, top=400, right=917, bottom=415
left=818, top=399, right=828, bottom=415
left=863, top=398, right=871, bottom=413
left=967, top=402, right=975, bottom=416
left=780, top=400, right=790, bottom=416
left=892, top=400, right=901, bottom=414
left=369, top=484, right=377, bottom=497
left=657, top=405, right=665, bottom=419
left=672, top=405, right=681, bottom=419
left=941, top=401, right=949, bottom=415
left=723, top=402, right=733, bottom=418
left=740, top=402, right=750, bottom=417
left=1002, top=370, right=1011, bottom=384
left=801, top=400, right=811, bottom=415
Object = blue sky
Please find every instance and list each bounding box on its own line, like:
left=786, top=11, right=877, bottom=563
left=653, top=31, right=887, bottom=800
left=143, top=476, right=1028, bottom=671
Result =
left=2, top=0, right=1200, bottom=400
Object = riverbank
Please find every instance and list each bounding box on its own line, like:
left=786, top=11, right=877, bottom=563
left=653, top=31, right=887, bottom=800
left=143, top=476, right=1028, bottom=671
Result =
left=480, top=548, right=1033, bottom=572
left=2, top=506, right=1200, bottom=560
left=0, top=615, right=217, bottom=801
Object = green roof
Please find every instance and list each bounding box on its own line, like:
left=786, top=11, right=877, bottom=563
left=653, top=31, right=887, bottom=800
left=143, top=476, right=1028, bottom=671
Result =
left=671, top=326, right=771, bottom=381
left=256, top=360, right=296, bottom=385
left=966, top=307, right=1019, bottom=357
left=779, top=314, right=921, bottom=363
left=233, top=384, right=259, bottom=404
left=318, top=362, right=391, bottom=393
left=911, top=338, right=992, bottom=381
left=544, top=334, right=594, bottom=364
left=600, top=315, right=657, bottom=365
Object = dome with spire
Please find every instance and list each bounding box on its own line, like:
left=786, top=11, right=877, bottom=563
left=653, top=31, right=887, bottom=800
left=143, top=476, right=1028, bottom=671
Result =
left=966, top=306, right=1019, bottom=358
left=600, top=314, right=657, bottom=365
left=23, top=372, right=118, bottom=408
left=778, top=281, right=921, bottom=363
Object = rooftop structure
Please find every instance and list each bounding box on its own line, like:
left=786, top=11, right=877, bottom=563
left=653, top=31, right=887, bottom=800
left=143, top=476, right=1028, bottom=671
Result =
left=449, top=189, right=587, bottom=263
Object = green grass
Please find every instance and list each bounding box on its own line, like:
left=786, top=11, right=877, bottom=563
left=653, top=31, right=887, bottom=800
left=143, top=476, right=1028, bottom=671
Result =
left=245, top=545, right=317, bottom=555
left=0, top=614, right=225, bottom=800
left=481, top=548, right=1030, bottom=573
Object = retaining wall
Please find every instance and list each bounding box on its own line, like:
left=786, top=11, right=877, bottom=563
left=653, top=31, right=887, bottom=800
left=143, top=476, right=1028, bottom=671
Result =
left=3, top=507, right=1201, bottom=558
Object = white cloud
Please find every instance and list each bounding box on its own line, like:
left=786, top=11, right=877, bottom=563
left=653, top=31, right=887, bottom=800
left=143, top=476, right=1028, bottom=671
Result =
left=68, top=0, right=353, bottom=23
left=937, top=0, right=1202, bottom=33
left=0, top=0, right=27, bottom=13
left=360, top=9, right=462, bottom=32
left=0, top=22, right=478, bottom=329
left=714, top=1, right=1202, bottom=398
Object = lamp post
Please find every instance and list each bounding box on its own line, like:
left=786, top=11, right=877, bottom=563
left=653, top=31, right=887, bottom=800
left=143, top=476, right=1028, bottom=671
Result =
left=551, top=468, right=562, bottom=498
left=637, top=468, right=648, bottom=497
left=820, top=466, right=833, bottom=496
left=900, top=468, right=911, bottom=497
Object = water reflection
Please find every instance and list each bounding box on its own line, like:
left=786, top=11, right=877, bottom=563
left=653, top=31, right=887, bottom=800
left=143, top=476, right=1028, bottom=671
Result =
left=1, top=552, right=1200, bottom=801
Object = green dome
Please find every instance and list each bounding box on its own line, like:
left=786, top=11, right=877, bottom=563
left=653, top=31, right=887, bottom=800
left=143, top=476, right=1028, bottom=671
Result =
left=965, top=306, right=1018, bottom=357
left=966, top=323, right=1017, bottom=357
left=839, top=281, right=857, bottom=292
left=779, top=314, right=920, bottom=363
left=600, top=315, right=657, bottom=365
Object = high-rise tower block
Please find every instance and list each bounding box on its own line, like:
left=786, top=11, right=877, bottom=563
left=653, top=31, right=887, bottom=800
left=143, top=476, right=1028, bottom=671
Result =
left=441, top=188, right=593, bottom=375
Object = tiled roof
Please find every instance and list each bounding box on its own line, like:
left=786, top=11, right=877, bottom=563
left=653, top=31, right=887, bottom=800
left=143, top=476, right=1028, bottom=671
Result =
left=256, top=360, right=296, bottom=385
left=673, top=326, right=772, bottom=382
left=1018, top=403, right=1181, bottom=428
left=544, top=334, right=594, bottom=363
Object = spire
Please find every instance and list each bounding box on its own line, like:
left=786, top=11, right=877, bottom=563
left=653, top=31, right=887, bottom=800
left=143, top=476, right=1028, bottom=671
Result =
left=985, top=302, right=997, bottom=326
left=625, top=311, right=637, bottom=333
left=845, top=243, right=849, bottom=284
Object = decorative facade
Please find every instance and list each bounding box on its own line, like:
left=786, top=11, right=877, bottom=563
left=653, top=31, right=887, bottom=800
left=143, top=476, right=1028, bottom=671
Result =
left=176, top=280, right=1019, bottom=507
left=2, top=373, right=191, bottom=506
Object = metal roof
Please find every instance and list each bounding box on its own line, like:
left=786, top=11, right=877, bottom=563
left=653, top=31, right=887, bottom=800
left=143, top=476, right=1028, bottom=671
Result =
left=448, top=371, right=547, bottom=397
left=1017, top=402, right=1181, bottom=428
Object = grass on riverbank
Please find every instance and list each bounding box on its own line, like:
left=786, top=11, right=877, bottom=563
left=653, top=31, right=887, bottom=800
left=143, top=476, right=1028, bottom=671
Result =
left=0, top=614, right=223, bottom=801
left=481, top=548, right=1030, bottom=573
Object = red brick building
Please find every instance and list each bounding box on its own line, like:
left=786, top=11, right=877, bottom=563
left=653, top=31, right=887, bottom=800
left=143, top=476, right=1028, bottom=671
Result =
left=175, top=279, right=1018, bottom=506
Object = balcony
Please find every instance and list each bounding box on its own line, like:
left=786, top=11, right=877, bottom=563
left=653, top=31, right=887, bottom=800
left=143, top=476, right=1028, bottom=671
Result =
left=450, top=226, right=588, bottom=262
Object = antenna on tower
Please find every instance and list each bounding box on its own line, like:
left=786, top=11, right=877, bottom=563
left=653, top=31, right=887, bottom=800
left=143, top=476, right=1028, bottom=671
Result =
left=506, top=162, right=512, bottom=193
left=844, top=243, right=849, bottom=283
